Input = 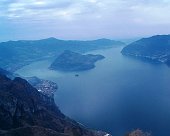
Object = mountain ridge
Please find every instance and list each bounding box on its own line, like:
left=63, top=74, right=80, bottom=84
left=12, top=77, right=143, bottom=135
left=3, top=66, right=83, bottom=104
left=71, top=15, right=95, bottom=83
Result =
left=121, top=34, right=170, bottom=66
left=0, top=38, right=124, bottom=72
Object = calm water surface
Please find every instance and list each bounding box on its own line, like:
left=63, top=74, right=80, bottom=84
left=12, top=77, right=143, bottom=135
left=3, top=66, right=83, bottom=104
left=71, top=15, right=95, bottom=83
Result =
left=16, top=47, right=170, bottom=136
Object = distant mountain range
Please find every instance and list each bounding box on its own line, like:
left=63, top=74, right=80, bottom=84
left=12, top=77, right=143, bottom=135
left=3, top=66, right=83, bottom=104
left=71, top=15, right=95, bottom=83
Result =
left=49, top=50, right=105, bottom=71
left=0, top=38, right=124, bottom=72
left=121, top=35, right=170, bottom=66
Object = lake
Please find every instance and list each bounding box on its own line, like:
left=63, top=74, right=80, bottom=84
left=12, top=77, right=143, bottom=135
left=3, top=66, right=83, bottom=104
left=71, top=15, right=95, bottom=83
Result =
left=16, top=47, right=170, bottom=136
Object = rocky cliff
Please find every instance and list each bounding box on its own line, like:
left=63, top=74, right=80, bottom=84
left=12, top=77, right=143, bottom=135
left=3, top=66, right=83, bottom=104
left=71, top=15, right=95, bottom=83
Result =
left=0, top=74, right=110, bottom=136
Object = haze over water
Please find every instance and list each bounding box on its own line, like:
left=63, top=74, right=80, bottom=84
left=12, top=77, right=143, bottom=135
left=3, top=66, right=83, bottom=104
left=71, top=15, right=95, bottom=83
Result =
left=16, top=47, right=170, bottom=136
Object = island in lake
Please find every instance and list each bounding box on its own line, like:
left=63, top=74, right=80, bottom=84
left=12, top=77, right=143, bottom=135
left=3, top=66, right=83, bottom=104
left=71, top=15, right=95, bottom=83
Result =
left=0, top=38, right=123, bottom=72
left=49, top=50, right=105, bottom=71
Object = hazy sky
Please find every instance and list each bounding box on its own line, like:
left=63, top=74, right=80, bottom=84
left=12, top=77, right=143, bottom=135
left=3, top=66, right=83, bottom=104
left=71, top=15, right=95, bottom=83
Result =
left=0, top=0, right=170, bottom=41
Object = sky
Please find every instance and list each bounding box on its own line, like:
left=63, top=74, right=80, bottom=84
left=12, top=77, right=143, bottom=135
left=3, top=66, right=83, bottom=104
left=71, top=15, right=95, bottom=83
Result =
left=0, top=0, right=170, bottom=41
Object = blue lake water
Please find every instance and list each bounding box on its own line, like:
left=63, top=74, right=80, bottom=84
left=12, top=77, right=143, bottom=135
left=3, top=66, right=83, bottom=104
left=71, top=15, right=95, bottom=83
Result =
left=16, top=47, right=170, bottom=136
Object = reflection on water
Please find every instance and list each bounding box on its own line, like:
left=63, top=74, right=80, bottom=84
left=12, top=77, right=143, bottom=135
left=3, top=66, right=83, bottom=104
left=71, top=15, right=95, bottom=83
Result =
left=16, top=47, right=170, bottom=136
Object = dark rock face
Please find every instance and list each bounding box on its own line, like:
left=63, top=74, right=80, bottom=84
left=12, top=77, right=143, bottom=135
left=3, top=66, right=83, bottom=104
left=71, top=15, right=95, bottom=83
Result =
left=121, top=35, right=170, bottom=65
left=49, top=50, right=105, bottom=71
left=0, top=75, right=63, bottom=131
left=0, top=68, right=15, bottom=79
left=0, top=74, right=110, bottom=136
left=0, top=126, right=69, bottom=136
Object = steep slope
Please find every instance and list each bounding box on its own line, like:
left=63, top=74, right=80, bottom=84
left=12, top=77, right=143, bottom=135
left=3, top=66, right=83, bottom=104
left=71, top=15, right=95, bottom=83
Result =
left=0, top=38, right=124, bottom=72
left=0, top=68, right=57, bottom=98
left=121, top=35, right=170, bottom=66
left=0, top=68, right=15, bottom=79
left=0, top=74, right=110, bottom=136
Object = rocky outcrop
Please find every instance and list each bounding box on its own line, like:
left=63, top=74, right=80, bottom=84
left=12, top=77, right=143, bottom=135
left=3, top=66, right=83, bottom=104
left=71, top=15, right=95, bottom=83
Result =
left=49, top=50, right=105, bottom=71
left=0, top=68, right=15, bottom=79
left=0, top=74, right=110, bottom=136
